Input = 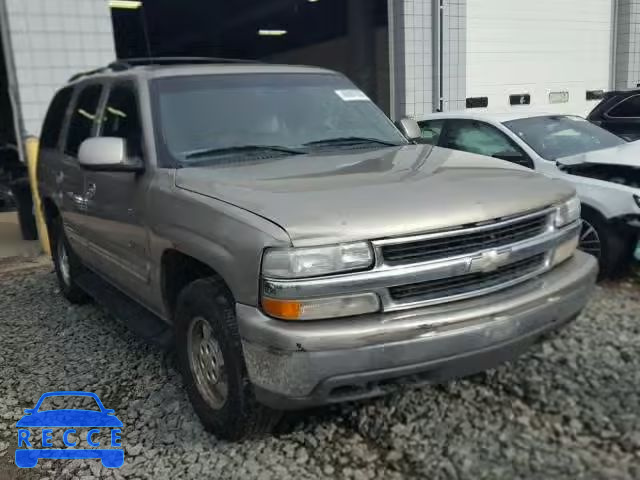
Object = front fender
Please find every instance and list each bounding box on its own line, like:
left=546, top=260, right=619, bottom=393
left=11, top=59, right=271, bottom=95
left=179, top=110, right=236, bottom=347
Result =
left=148, top=177, right=291, bottom=306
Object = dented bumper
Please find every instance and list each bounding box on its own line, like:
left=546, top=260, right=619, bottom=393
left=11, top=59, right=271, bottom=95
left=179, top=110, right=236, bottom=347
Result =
left=237, top=251, right=598, bottom=410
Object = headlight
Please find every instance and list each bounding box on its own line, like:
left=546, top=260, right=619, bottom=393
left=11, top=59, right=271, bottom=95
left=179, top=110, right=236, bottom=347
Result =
left=261, top=293, right=380, bottom=321
left=555, top=196, right=581, bottom=227
left=262, top=242, right=374, bottom=279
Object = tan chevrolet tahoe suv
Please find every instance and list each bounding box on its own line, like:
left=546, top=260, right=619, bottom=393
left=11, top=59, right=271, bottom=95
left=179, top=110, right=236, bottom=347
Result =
left=37, top=58, right=597, bottom=440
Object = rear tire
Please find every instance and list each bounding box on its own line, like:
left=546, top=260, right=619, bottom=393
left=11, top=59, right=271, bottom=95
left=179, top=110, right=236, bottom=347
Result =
left=51, top=216, right=90, bottom=304
left=580, top=208, right=636, bottom=279
left=175, top=277, right=281, bottom=441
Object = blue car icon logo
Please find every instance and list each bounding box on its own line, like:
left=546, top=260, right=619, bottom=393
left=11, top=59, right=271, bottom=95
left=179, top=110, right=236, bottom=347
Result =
left=16, top=391, right=124, bottom=468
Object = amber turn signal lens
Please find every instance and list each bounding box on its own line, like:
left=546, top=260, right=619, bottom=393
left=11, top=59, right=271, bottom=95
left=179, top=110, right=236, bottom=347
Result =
left=261, top=298, right=302, bottom=320
left=261, top=293, right=380, bottom=321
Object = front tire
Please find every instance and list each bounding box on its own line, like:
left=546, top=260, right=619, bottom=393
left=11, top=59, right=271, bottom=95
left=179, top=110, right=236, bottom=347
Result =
left=51, top=216, right=89, bottom=304
left=175, top=277, right=281, bottom=441
left=580, top=208, right=636, bottom=279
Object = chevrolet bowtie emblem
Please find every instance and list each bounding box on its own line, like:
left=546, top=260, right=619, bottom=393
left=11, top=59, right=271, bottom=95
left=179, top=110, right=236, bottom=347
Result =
left=469, top=249, right=512, bottom=273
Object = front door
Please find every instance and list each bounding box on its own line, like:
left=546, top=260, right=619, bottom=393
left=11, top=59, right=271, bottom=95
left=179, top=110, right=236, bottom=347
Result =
left=81, top=81, right=151, bottom=294
left=57, top=83, right=104, bottom=259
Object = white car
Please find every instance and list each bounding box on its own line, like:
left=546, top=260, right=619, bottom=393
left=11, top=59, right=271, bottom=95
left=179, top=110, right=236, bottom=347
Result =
left=417, top=112, right=640, bottom=278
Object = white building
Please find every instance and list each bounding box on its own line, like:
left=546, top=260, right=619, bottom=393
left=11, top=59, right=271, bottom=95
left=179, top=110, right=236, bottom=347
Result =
left=391, top=0, right=640, bottom=118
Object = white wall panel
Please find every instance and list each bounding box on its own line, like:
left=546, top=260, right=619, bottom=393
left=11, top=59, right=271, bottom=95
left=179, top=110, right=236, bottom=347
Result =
left=466, top=0, right=613, bottom=116
left=5, top=0, right=115, bottom=136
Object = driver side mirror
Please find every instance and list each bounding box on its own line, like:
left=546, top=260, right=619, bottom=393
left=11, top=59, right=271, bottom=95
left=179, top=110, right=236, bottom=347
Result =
left=396, top=118, right=422, bottom=142
left=78, top=137, right=143, bottom=172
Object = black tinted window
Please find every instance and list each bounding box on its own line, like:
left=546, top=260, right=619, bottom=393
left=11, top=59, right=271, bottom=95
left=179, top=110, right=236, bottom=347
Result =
left=40, top=87, right=73, bottom=149
left=65, top=84, right=103, bottom=156
left=607, top=95, right=640, bottom=118
left=102, top=83, right=143, bottom=157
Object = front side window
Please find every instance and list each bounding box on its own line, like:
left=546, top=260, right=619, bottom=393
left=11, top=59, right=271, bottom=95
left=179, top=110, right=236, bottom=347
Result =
left=504, top=115, right=625, bottom=160
left=607, top=95, right=640, bottom=118
left=153, top=73, right=406, bottom=165
left=442, top=120, right=524, bottom=157
left=64, top=84, right=103, bottom=157
left=101, top=83, right=143, bottom=157
left=418, top=120, right=444, bottom=145
left=440, top=120, right=533, bottom=168
left=41, top=87, right=73, bottom=150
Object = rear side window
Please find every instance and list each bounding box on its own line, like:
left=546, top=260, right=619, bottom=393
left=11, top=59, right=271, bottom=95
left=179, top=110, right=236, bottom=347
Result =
left=607, top=95, right=640, bottom=118
left=64, top=84, right=103, bottom=156
left=101, top=83, right=143, bottom=157
left=40, top=87, right=73, bottom=150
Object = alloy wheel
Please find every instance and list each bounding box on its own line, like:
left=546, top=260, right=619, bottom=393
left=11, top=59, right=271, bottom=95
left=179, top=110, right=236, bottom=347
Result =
left=579, top=219, right=602, bottom=259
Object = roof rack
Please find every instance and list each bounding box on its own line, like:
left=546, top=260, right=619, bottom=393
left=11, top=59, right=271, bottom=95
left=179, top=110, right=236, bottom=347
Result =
left=68, top=66, right=109, bottom=83
left=68, top=57, right=260, bottom=82
left=108, top=56, right=261, bottom=70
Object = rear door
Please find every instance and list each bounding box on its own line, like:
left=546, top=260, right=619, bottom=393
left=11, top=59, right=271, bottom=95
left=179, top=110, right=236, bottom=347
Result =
left=38, top=86, right=73, bottom=203
left=81, top=80, right=151, bottom=292
left=57, top=83, right=104, bottom=258
left=594, top=94, right=640, bottom=141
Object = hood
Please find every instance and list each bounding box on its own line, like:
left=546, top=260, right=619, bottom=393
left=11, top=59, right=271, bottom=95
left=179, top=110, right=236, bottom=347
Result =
left=557, top=141, right=640, bottom=168
left=16, top=410, right=123, bottom=428
left=175, top=145, right=574, bottom=245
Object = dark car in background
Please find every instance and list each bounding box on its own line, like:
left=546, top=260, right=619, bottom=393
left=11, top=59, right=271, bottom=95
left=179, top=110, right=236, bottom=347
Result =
left=588, top=89, right=640, bottom=142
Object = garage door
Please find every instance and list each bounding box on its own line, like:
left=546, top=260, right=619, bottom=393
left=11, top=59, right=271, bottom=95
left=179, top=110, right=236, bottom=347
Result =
left=466, top=0, right=613, bottom=117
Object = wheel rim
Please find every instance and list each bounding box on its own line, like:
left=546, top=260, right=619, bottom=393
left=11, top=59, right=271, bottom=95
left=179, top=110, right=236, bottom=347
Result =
left=187, top=316, right=228, bottom=409
left=580, top=219, right=602, bottom=259
left=58, top=238, right=71, bottom=286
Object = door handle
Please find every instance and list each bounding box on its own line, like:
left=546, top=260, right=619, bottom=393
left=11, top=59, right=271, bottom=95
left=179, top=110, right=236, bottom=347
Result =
left=85, top=183, right=97, bottom=200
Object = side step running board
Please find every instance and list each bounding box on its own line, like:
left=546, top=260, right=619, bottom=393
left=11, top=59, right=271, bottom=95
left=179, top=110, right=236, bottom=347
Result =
left=75, top=270, right=173, bottom=348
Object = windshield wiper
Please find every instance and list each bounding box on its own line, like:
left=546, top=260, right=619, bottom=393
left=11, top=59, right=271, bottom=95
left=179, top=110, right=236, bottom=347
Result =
left=304, top=137, right=401, bottom=148
left=184, top=145, right=305, bottom=160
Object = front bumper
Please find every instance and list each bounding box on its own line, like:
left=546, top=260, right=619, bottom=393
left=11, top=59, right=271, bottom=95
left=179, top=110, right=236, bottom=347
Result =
left=238, top=251, right=598, bottom=409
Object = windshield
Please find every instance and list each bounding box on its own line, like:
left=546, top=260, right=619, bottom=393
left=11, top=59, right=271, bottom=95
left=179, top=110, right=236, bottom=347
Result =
left=153, top=73, right=406, bottom=165
left=503, top=115, right=625, bottom=160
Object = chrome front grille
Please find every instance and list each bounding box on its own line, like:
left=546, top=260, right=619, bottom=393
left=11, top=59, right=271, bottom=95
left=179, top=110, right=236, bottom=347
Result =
left=388, top=253, right=546, bottom=303
left=380, top=212, right=549, bottom=266
left=262, top=206, right=581, bottom=314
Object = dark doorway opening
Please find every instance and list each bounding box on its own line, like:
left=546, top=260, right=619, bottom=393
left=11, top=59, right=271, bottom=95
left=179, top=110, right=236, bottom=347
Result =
left=0, top=22, right=36, bottom=240
left=0, top=23, right=20, bottom=213
left=111, top=0, right=390, bottom=113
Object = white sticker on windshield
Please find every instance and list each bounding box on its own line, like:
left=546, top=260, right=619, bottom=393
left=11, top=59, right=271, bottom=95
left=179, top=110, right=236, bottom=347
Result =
left=335, top=89, right=369, bottom=101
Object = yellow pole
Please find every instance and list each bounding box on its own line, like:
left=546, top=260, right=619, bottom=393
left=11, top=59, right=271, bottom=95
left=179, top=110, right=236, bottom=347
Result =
left=24, top=136, right=50, bottom=255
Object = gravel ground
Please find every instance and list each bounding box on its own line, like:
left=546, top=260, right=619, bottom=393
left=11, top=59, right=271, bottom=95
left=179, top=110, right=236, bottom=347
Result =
left=0, top=265, right=639, bottom=480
